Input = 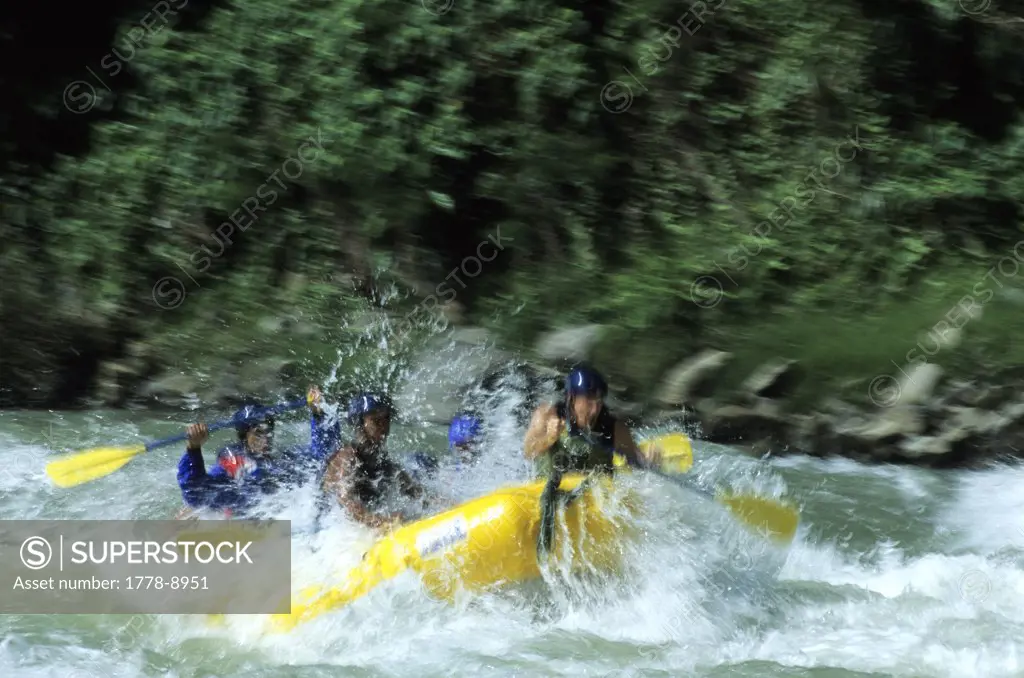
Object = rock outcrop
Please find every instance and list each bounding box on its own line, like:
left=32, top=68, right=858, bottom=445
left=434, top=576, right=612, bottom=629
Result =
left=652, top=356, right=1024, bottom=467
left=654, top=350, right=732, bottom=407
left=534, top=324, right=606, bottom=364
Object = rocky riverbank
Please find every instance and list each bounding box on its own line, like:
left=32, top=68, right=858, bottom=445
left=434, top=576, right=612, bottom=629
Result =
left=645, top=350, right=1024, bottom=468
left=77, top=308, right=1024, bottom=469
left=528, top=325, right=1024, bottom=469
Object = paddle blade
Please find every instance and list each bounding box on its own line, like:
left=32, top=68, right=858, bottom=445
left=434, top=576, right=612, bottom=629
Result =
left=717, top=492, right=800, bottom=544
left=45, top=445, right=146, bottom=488
left=649, top=433, right=694, bottom=474
left=616, top=432, right=694, bottom=473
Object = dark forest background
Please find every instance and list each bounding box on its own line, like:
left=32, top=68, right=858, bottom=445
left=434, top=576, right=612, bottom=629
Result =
left=4, top=0, right=1024, bottom=411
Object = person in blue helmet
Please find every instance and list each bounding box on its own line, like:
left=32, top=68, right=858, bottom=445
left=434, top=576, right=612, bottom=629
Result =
left=523, top=364, right=660, bottom=477
left=176, top=385, right=341, bottom=518
left=409, top=412, right=483, bottom=481
left=448, top=412, right=483, bottom=466
left=318, top=392, right=423, bottom=530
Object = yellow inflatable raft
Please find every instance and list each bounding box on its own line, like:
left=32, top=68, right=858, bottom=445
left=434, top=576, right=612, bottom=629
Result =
left=270, top=473, right=636, bottom=632
left=267, top=435, right=692, bottom=632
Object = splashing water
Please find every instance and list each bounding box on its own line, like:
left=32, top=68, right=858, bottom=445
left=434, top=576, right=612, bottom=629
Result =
left=2, top=326, right=1024, bottom=676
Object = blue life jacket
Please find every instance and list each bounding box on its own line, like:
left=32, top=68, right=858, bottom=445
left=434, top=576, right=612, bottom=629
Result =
left=177, top=413, right=341, bottom=516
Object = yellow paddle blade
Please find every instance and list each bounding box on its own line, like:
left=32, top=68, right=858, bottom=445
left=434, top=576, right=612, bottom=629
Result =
left=615, top=432, right=694, bottom=473
left=650, top=433, right=694, bottom=474
left=45, top=445, right=146, bottom=488
left=618, top=434, right=796, bottom=542
left=716, top=492, right=800, bottom=544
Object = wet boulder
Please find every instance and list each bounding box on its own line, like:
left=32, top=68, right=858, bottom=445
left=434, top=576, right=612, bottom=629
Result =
left=698, top=400, right=792, bottom=454
left=534, top=324, right=606, bottom=364
left=654, top=349, right=732, bottom=407
left=739, top=358, right=803, bottom=402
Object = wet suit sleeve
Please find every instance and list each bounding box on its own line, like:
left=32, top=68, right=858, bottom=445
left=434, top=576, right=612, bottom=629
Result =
left=176, top=447, right=254, bottom=511
left=309, top=413, right=341, bottom=461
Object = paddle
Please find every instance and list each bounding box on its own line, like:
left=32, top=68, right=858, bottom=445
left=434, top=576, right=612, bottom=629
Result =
left=632, top=432, right=694, bottom=473
left=44, top=398, right=307, bottom=488
left=539, top=432, right=695, bottom=559
left=536, top=468, right=563, bottom=558
left=650, top=468, right=800, bottom=543
left=622, top=433, right=800, bottom=544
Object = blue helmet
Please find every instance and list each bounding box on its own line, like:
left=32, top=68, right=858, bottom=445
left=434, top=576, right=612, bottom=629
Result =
left=565, top=365, right=608, bottom=399
left=346, top=392, right=392, bottom=425
left=233, top=401, right=274, bottom=438
left=448, top=413, right=482, bottom=449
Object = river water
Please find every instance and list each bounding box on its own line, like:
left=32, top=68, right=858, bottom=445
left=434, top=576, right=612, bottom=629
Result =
left=2, top=375, right=1024, bottom=677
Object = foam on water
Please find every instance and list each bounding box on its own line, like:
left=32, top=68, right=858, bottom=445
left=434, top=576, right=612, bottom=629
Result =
left=4, top=333, right=1024, bottom=677
left=941, top=462, right=1024, bottom=554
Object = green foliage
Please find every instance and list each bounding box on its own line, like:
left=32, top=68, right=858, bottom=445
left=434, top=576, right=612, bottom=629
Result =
left=4, top=0, right=1024, bottom=407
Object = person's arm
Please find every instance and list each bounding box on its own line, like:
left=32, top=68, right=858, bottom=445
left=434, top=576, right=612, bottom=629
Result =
left=176, top=428, right=251, bottom=511
left=307, top=385, right=341, bottom=461
left=613, top=419, right=660, bottom=470
left=310, top=415, right=341, bottom=460
left=321, top=447, right=400, bottom=529
left=524, top=404, right=560, bottom=460
left=177, top=448, right=209, bottom=507
left=177, top=425, right=213, bottom=506
left=177, top=460, right=251, bottom=510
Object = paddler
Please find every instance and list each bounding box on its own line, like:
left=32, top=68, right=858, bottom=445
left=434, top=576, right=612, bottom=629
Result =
left=523, top=365, right=660, bottom=476
left=409, top=411, right=483, bottom=481
left=177, top=386, right=340, bottom=517
left=318, top=392, right=424, bottom=530
left=447, top=411, right=483, bottom=466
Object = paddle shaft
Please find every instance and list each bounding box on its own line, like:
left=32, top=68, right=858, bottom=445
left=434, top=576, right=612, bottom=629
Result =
left=537, top=469, right=563, bottom=557
left=648, top=467, right=716, bottom=500
left=536, top=430, right=670, bottom=557
left=143, top=398, right=307, bottom=451
left=544, top=430, right=717, bottom=503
